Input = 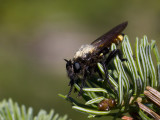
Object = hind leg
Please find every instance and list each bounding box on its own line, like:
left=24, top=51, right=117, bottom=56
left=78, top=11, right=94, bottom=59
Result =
left=102, top=49, right=125, bottom=92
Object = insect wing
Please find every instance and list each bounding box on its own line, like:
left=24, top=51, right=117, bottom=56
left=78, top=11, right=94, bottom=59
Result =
left=91, top=21, right=128, bottom=53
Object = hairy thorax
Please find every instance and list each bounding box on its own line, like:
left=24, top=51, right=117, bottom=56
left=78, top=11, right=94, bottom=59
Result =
left=73, top=44, right=102, bottom=67
left=73, top=44, right=95, bottom=59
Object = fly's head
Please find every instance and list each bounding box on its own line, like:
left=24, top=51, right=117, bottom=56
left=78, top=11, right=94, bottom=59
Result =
left=64, top=59, right=82, bottom=78
left=64, top=58, right=83, bottom=83
left=64, top=59, right=83, bottom=96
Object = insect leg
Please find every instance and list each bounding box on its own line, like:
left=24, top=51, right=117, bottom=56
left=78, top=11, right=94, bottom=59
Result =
left=105, top=49, right=126, bottom=64
left=78, top=79, right=85, bottom=96
left=102, top=61, right=118, bottom=94
left=103, top=49, right=126, bottom=92
left=97, top=67, right=103, bottom=78
left=67, top=78, right=74, bottom=97
left=102, top=49, right=124, bottom=92
left=78, top=67, right=87, bottom=96
left=101, top=61, right=111, bottom=87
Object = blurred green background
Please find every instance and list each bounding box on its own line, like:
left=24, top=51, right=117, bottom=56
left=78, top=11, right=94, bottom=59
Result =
left=0, top=1, right=160, bottom=120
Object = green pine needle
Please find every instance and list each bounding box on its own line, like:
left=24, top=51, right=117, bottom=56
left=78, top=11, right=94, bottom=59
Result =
left=0, top=98, right=69, bottom=120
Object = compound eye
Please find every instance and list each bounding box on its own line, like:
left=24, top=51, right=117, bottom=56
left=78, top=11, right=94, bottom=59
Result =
left=74, top=62, right=81, bottom=72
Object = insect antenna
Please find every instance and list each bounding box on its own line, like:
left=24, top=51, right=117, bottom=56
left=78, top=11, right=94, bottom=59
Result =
left=64, top=59, right=69, bottom=63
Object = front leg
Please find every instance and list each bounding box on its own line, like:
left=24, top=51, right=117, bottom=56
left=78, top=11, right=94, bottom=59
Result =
left=67, top=78, right=74, bottom=97
left=78, top=67, right=87, bottom=96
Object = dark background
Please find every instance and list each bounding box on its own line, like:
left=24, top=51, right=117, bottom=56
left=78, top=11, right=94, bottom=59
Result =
left=0, top=1, right=160, bottom=120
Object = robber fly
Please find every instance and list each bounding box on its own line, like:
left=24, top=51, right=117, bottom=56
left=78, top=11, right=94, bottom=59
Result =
left=65, top=21, right=128, bottom=96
